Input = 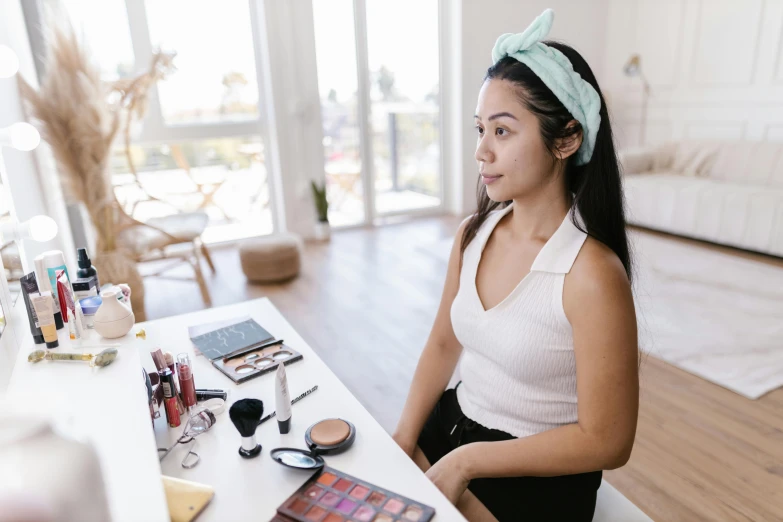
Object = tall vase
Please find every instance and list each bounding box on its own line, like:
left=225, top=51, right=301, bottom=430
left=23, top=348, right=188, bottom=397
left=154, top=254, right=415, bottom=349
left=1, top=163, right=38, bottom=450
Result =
left=93, top=250, right=146, bottom=322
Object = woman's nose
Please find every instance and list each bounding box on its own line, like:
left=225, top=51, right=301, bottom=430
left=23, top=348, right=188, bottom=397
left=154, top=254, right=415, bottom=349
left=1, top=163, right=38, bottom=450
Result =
left=475, top=138, right=494, bottom=165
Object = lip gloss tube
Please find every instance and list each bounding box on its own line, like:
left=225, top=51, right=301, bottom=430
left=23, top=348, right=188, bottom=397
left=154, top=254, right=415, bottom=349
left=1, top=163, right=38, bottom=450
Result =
left=176, top=353, right=197, bottom=411
left=160, top=369, right=180, bottom=428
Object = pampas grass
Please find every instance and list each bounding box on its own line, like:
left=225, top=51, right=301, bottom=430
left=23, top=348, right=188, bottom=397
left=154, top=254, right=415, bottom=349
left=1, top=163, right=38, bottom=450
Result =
left=19, top=16, right=174, bottom=253
left=18, top=19, right=118, bottom=248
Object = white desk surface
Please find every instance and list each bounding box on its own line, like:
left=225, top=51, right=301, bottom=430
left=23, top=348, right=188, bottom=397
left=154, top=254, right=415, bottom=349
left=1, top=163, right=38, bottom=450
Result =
left=145, top=298, right=466, bottom=521
left=7, top=319, right=169, bottom=522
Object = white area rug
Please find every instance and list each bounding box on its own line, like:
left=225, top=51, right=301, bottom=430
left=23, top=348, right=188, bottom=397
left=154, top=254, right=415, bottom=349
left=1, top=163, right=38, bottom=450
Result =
left=631, top=230, right=783, bottom=399
left=420, top=231, right=783, bottom=399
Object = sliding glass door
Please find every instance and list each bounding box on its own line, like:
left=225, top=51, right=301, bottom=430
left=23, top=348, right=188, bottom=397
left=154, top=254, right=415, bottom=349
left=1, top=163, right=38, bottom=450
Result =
left=312, top=0, right=442, bottom=227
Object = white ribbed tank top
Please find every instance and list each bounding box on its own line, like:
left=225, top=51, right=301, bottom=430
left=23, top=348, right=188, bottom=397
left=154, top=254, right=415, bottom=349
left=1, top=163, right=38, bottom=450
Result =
left=452, top=202, right=588, bottom=438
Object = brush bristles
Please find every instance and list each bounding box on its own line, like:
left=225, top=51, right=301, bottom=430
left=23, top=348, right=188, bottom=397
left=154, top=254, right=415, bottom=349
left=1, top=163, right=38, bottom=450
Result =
left=229, top=399, right=264, bottom=437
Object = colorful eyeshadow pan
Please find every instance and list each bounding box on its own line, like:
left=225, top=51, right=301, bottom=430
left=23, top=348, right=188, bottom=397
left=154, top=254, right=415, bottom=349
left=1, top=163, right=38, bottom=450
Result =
left=353, top=505, right=375, bottom=521
left=336, top=498, right=356, bottom=514
left=333, top=479, right=352, bottom=492
left=402, top=505, right=423, bottom=521
left=277, top=467, right=435, bottom=522
left=367, top=491, right=386, bottom=507
left=320, top=492, right=341, bottom=507
left=350, top=485, right=369, bottom=500
left=305, top=485, right=324, bottom=500
left=383, top=498, right=405, bottom=515
left=289, top=498, right=309, bottom=514
left=306, top=505, right=327, bottom=521
left=317, top=472, right=337, bottom=487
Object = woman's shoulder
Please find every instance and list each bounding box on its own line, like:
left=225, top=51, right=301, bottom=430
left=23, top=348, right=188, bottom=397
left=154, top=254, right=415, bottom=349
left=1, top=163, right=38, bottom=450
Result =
left=565, top=236, right=632, bottom=316
left=570, top=237, right=629, bottom=288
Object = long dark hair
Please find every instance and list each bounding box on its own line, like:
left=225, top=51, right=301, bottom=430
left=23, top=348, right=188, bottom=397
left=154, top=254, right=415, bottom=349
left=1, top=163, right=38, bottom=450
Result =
left=460, top=42, right=633, bottom=283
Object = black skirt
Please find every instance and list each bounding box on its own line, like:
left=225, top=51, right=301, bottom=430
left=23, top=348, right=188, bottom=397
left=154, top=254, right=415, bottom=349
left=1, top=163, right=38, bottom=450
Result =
left=417, top=386, right=602, bottom=522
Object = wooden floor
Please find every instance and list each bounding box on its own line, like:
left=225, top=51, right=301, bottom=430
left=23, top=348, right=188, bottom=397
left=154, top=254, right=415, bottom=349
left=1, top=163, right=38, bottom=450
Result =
left=146, top=217, right=783, bottom=522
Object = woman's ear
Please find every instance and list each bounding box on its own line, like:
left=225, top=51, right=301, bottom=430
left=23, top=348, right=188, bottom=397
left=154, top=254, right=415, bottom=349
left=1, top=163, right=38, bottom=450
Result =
left=555, top=120, right=583, bottom=161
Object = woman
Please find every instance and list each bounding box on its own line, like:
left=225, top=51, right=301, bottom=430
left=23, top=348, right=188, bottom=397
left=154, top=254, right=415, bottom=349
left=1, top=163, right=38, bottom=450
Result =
left=393, top=10, right=639, bottom=522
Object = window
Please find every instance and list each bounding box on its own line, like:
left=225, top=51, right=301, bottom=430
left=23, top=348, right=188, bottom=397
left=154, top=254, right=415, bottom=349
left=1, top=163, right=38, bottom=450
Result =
left=42, top=0, right=273, bottom=243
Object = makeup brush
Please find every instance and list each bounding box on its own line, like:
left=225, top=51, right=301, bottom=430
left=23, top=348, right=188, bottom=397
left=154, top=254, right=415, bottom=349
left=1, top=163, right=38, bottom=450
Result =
left=229, top=399, right=264, bottom=459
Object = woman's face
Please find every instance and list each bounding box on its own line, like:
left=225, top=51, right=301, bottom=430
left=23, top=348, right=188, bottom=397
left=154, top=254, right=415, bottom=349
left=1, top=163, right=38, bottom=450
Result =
left=474, top=78, right=556, bottom=202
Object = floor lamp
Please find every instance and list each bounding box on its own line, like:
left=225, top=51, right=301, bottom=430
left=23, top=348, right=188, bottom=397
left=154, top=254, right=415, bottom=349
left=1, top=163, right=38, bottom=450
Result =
left=623, top=54, right=650, bottom=146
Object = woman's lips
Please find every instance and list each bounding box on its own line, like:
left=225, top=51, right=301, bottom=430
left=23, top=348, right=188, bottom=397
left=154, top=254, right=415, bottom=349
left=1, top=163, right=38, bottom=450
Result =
left=481, top=174, right=502, bottom=185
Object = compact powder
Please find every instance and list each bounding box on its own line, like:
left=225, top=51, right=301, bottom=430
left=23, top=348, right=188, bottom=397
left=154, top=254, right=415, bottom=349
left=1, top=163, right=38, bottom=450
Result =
left=323, top=514, right=344, bottom=522
left=311, top=419, right=351, bottom=446
left=235, top=364, right=255, bottom=374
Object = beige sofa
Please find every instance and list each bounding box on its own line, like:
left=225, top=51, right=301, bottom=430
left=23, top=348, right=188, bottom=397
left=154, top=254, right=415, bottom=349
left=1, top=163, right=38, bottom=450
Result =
left=620, top=141, right=783, bottom=257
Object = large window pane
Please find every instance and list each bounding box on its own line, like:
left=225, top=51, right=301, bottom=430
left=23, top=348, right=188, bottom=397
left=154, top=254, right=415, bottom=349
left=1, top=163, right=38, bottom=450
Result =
left=313, top=0, right=365, bottom=227
left=112, top=137, right=271, bottom=244
left=145, top=0, right=259, bottom=125
left=366, top=0, right=441, bottom=214
left=45, top=0, right=135, bottom=81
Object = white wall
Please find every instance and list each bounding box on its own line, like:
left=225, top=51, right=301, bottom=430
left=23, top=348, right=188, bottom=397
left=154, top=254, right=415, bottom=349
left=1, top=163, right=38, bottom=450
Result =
left=454, top=0, right=610, bottom=215
left=603, top=0, right=783, bottom=149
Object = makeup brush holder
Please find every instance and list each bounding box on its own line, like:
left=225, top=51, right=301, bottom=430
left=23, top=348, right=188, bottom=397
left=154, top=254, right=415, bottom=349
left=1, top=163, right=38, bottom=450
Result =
left=93, top=288, right=135, bottom=339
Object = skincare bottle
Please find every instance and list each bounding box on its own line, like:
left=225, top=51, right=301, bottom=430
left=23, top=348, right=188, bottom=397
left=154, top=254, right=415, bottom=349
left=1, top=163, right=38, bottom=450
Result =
left=30, top=291, right=59, bottom=349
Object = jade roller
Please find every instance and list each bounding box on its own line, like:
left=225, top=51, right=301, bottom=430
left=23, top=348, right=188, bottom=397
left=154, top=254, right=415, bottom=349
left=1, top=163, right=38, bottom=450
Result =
left=27, top=347, right=119, bottom=368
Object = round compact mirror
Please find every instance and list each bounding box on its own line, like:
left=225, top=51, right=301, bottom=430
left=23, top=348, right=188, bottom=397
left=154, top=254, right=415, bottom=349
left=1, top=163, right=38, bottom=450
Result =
left=270, top=448, right=325, bottom=470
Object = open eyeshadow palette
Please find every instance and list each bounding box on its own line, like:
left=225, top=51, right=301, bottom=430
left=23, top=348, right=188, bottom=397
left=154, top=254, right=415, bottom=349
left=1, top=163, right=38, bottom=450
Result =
left=211, top=343, right=303, bottom=384
left=271, top=466, right=435, bottom=522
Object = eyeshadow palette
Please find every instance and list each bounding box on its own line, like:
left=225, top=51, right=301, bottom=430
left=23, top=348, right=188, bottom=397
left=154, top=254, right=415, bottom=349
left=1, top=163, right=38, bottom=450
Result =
left=272, top=466, right=435, bottom=522
left=211, top=343, right=303, bottom=384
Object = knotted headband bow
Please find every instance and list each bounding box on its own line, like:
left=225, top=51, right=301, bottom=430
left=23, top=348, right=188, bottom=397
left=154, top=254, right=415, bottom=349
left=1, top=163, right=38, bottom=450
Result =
left=492, top=9, right=601, bottom=165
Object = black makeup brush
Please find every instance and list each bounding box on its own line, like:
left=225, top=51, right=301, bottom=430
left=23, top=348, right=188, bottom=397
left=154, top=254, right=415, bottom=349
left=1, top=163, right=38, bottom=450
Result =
left=229, top=399, right=264, bottom=459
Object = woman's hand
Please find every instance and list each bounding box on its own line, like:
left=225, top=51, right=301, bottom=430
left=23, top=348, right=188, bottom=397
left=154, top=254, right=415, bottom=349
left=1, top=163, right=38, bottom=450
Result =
left=425, top=450, right=471, bottom=505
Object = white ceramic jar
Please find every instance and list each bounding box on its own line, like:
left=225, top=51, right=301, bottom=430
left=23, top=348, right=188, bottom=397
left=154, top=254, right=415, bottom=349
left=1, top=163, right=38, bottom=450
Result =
left=93, top=287, right=135, bottom=339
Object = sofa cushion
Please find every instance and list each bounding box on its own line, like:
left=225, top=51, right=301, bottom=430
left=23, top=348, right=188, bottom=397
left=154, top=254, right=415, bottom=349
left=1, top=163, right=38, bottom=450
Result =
left=653, top=142, right=720, bottom=176
left=704, top=141, right=783, bottom=188
left=624, top=172, right=783, bottom=256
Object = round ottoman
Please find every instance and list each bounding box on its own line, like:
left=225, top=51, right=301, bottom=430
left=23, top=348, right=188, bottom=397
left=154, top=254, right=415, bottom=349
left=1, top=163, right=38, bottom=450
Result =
left=239, top=233, right=302, bottom=283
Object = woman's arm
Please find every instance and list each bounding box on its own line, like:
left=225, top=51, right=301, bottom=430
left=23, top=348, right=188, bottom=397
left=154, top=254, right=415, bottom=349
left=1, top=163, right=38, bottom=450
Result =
left=431, top=239, right=639, bottom=490
left=392, top=219, right=470, bottom=455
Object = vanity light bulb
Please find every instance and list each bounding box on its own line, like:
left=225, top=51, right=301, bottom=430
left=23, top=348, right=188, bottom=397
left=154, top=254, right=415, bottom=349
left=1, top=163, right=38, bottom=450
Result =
left=8, top=122, right=40, bottom=151
left=28, top=215, right=58, bottom=242
left=0, top=45, right=19, bottom=78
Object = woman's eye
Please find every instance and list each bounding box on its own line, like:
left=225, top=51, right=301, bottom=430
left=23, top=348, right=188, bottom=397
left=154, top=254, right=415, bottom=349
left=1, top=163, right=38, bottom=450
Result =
left=475, top=125, right=484, bottom=135
left=496, top=128, right=507, bottom=136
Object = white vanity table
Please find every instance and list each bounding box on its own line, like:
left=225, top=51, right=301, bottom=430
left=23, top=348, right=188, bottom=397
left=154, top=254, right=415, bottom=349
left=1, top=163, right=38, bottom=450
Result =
left=6, top=298, right=467, bottom=522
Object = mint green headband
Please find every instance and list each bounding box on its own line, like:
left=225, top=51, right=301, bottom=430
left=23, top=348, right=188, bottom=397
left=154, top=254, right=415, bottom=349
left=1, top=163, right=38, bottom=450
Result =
left=492, top=9, right=601, bottom=165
